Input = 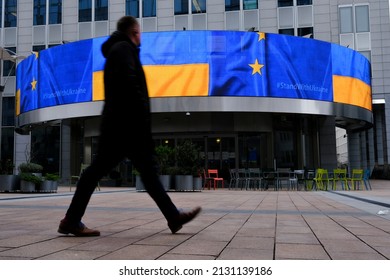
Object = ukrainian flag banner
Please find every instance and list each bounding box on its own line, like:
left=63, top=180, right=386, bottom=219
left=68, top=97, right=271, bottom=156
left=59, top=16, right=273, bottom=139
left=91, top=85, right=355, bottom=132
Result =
left=16, top=31, right=371, bottom=115
left=38, top=39, right=93, bottom=106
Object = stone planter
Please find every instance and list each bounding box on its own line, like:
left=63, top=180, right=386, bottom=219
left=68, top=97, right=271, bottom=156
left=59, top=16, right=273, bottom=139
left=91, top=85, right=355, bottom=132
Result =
left=20, top=180, right=36, bottom=193
left=40, top=180, right=58, bottom=193
left=0, top=174, right=20, bottom=192
left=159, top=174, right=171, bottom=191
left=193, top=177, right=202, bottom=191
left=175, top=175, right=193, bottom=191
left=135, top=175, right=145, bottom=191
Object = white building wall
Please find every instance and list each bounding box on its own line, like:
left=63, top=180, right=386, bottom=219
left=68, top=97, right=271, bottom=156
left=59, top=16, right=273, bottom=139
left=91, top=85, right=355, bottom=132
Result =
left=4, top=0, right=390, bottom=177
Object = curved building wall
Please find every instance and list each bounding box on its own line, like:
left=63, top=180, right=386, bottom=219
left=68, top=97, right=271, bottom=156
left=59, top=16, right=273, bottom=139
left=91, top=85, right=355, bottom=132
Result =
left=16, top=31, right=372, bottom=130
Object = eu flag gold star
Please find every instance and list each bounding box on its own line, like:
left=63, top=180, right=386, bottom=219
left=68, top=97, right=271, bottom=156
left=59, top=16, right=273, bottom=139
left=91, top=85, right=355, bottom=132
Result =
left=249, top=59, right=264, bottom=75
left=31, top=78, right=37, bottom=90
left=257, top=32, right=265, bottom=42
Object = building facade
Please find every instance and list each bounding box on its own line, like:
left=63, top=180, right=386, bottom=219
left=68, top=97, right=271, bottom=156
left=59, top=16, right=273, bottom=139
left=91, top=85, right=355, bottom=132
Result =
left=1, top=0, right=389, bottom=183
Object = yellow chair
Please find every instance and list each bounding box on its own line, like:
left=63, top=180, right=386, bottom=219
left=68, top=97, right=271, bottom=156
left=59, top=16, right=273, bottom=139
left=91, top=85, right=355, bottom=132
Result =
left=347, top=169, right=364, bottom=190
left=70, top=164, right=100, bottom=191
left=332, top=168, right=347, bottom=190
left=313, top=168, right=330, bottom=190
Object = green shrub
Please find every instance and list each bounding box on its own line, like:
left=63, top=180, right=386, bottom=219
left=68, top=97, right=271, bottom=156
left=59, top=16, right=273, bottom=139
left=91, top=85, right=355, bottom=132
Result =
left=18, top=162, right=43, bottom=173
left=20, top=173, right=43, bottom=184
left=44, top=173, right=60, bottom=181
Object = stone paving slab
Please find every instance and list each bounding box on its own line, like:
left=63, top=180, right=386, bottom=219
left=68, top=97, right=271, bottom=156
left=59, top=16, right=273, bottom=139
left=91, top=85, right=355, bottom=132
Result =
left=0, top=180, right=389, bottom=260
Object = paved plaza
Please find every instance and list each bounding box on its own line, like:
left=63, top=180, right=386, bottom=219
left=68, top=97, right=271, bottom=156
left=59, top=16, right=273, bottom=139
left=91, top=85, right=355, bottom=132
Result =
left=0, top=180, right=390, bottom=260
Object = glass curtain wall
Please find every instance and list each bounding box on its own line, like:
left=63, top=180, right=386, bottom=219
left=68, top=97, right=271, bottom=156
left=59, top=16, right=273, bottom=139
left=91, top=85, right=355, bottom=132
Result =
left=1, top=0, right=17, bottom=165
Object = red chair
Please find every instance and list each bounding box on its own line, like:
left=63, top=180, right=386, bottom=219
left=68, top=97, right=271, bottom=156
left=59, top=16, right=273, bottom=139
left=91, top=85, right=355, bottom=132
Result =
left=208, top=169, right=224, bottom=190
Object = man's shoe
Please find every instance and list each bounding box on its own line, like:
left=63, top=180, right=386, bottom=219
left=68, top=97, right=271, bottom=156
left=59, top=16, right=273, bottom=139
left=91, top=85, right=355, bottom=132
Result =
left=168, top=206, right=202, bottom=234
left=58, top=219, right=100, bottom=237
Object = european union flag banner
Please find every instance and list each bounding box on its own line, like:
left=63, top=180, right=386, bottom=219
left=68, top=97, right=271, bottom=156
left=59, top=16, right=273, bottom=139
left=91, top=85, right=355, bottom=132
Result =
left=16, top=53, right=39, bottom=115
left=16, top=31, right=371, bottom=115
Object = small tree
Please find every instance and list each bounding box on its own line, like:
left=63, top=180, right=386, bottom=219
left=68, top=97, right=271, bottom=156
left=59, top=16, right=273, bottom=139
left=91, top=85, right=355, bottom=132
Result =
left=155, top=145, right=175, bottom=175
left=175, top=140, right=200, bottom=176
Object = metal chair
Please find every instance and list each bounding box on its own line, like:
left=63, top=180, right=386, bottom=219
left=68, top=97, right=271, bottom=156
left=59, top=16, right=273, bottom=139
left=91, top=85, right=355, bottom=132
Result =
left=247, top=168, right=262, bottom=190
left=235, top=168, right=249, bottom=190
left=228, top=168, right=238, bottom=189
left=363, top=169, right=372, bottom=190
left=276, top=168, right=291, bottom=190
left=208, top=169, right=224, bottom=189
left=332, top=168, right=348, bottom=190
left=290, top=170, right=304, bottom=190
left=347, top=169, right=364, bottom=190
left=313, top=168, right=330, bottom=191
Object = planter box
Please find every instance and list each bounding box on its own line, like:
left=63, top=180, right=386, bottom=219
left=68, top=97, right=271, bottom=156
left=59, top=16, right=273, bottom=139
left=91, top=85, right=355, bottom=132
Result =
left=175, top=175, right=193, bottom=191
left=193, top=177, right=202, bottom=191
left=159, top=174, right=171, bottom=191
left=0, top=174, right=20, bottom=192
left=135, top=175, right=145, bottom=191
left=20, top=180, right=36, bottom=193
left=40, top=180, right=58, bottom=192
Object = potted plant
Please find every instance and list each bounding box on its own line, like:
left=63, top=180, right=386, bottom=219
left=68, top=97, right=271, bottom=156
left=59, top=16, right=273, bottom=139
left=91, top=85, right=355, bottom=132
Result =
left=20, top=172, right=42, bottom=192
left=0, top=159, right=20, bottom=192
left=133, top=169, right=145, bottom=191
left=18, top=162, right=44, bottom=174
left=193, top=168, right=203, bottom=191
left=155, top=145, right=175, bottom=191
left=175, top=140, right=200, bottom=191
left=40, top=173, right=60, bottom=192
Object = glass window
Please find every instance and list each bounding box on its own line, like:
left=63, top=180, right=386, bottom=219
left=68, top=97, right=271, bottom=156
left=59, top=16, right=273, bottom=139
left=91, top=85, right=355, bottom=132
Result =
left=355, top=5, right=369, bottom=33
left=126, top=0, right=139, bottom=17
left=339, top=6, right=353, bottom=33
left=225, top=0, right=239, bottom=11
left=49, top=0, right=62, bottom=24
left=298, top=27, right=313, bottom=37
left=33, top=45, right=46, bottom=52
left=279, top=28, right=294, bottom=36
left=31, top=126, right=61, bottom=174
left=4, top=0, right=17, bottom=27
left=297, top=0, right=312, bottom=5
left=359, top=50, right=371, bottom=63
left=175, top=0, right=188, bottom=15
left=1, top=127, right=15, bottom=164
left=278, top=0, right=293, bottom=7
left=244, top=0, right=258, bottom=10
left=143, top=0, right=156, bottom=17
left=34, top=0, right=46, bottom=25
left=79, top=0, right=92, bottom=22
left=2, top=47, right=16, bottom=77
left=192, top=0, right=206, bottom=13
left=2, top=97, right=15, bottom=126
left=95, top=0, right=108, bottom=21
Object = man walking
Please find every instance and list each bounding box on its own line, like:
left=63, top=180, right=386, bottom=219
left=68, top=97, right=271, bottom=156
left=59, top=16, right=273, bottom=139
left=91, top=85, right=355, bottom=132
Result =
left=58, top=16, right=201, bottom=236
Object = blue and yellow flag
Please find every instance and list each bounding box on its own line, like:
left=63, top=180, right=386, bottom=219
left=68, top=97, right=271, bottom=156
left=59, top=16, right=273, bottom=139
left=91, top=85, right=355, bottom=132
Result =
left=16, top=31, right=371, bottom=115
left=16, top=52, right=39, bottom=115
